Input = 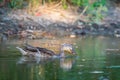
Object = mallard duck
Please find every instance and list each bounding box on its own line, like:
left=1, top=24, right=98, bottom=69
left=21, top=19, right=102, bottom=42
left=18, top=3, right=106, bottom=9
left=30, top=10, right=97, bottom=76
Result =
left=16, top=43, right=76, bottom=58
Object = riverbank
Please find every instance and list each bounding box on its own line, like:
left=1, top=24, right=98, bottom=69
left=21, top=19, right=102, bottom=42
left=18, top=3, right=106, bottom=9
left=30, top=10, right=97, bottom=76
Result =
left=0, top=2, right=120, bottom=41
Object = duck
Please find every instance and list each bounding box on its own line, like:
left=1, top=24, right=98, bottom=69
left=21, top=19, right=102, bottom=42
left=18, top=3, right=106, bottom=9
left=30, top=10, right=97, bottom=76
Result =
left=16, top=43, right=76, bottom=58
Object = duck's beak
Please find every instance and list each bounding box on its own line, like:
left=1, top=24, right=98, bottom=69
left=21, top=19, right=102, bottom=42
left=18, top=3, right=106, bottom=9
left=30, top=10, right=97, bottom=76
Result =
left=71, top=49, right=76, bottom=55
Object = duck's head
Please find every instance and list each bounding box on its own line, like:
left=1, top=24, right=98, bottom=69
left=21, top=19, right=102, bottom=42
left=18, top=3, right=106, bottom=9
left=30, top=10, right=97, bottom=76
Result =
left=60, top=43, right=76, bottom=55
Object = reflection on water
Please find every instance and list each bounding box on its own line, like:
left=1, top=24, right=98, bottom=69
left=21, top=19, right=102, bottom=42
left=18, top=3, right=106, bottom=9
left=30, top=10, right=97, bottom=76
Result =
left=17, top=56, right=75, bottom=71
left=0, top=36, right=120, bottom=80
left=60, top=58, right=75, bottom=71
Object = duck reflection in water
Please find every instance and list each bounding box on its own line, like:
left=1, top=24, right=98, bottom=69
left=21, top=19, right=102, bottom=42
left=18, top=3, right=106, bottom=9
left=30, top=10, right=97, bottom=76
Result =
left=17, top=56, right=52, bottom=64
left=17, top=56, right=76, bottom=71
left=60, top=57, right=75, bottom=71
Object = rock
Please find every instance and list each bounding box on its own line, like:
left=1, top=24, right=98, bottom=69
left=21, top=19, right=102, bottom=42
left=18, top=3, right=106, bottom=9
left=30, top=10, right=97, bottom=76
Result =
left=18, top=30, right=27, bottom=39
left=72, top=28, right=87, bottom=36
left=74, top=19, right=86, bottom=28
left=110, top=22, right=119, bottom=28
left=91, top=23, right=100, bottom=30
left=114, top=29, right=120, bottom=37
left=70, top=32, right=77, bottom=38
left=46, top=23, right=69, bottom=37
left=0, top=9, right=4, bottom=14
left=0, top=34, right=8, bottom=42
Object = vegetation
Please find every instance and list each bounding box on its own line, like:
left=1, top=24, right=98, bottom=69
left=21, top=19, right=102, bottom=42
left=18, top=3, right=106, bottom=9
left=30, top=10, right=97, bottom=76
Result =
left=0, top=0, right=107, bottom=22
left=71, top=0, right=107, bottom=22
left=9, top=0, right=24, bottom=8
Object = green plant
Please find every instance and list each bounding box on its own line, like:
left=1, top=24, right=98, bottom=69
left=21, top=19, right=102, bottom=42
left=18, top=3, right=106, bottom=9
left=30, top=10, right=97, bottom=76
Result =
left=71, top=0, right=107, bottom=23
left=62, top=0, right=68, bottom=9
left=29, top=0, right=40, bottom=8
left=71, top=0, right=84, bottom=6
left=9, top=0, right=24, bottom=8
left=0, top=0, right=3, bottom=2
left=87, top=0, right=107, bottom=23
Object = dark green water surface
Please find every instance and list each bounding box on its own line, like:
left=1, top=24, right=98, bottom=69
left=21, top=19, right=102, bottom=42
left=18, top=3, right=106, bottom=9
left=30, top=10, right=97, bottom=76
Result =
left=0, top=36, right=120, bottom=80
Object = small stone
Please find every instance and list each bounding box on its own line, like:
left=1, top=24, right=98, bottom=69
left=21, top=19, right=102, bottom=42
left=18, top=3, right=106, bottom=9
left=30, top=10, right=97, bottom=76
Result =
left=70, top=32, right=76, bottom=38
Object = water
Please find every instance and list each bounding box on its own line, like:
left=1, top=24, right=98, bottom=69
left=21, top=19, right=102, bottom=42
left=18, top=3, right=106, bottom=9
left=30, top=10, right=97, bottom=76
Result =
left=0, top=36, right=120, bottom=80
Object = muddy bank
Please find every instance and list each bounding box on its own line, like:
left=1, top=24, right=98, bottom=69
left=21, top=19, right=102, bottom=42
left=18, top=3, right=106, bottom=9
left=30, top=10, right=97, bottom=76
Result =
left=0, top=4, right=120, bottom=41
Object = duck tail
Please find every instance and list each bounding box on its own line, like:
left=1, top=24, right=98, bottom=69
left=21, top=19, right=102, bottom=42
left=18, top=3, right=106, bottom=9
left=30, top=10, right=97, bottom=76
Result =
left=16, top=47, right=27, bottom=56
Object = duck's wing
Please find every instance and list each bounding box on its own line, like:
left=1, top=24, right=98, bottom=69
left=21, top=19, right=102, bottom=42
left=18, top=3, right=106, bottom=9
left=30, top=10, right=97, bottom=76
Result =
left=24, top=44, right=56, bottom=56
left=24, top=44, right=38, bottom=52
left=36, top=47, right=56, bottom=56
